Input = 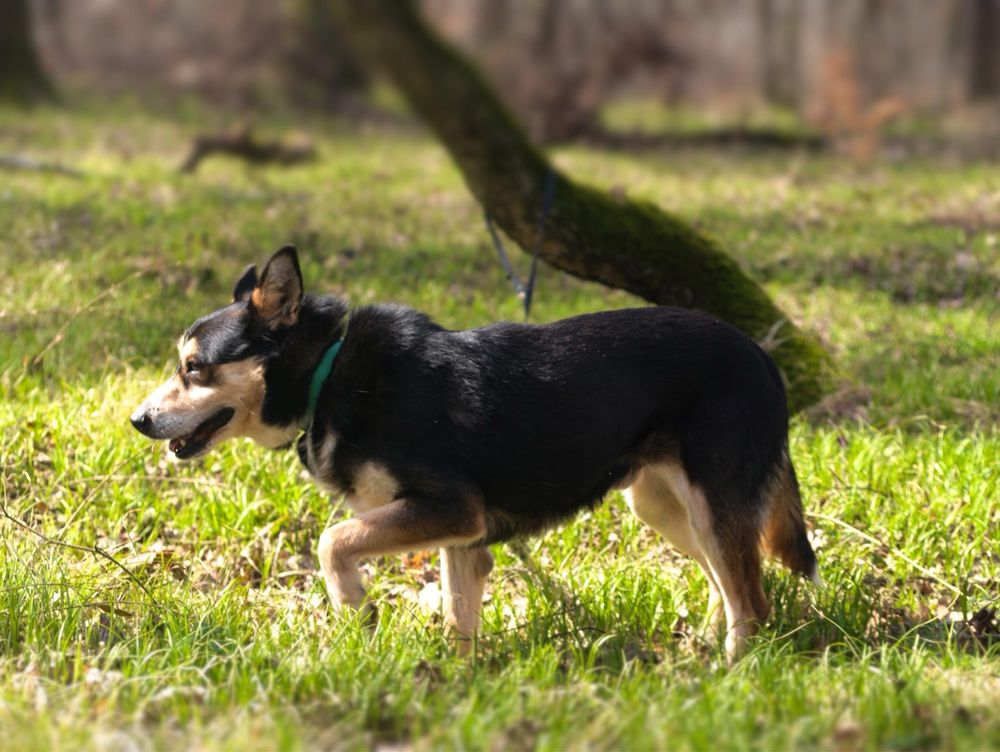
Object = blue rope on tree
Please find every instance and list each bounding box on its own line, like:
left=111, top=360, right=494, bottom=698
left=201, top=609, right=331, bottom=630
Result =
left=483, top=168, right=557, bottom=319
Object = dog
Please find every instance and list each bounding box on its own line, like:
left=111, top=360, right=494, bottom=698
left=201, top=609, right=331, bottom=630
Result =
left=130, top=246, right=817, bottom=660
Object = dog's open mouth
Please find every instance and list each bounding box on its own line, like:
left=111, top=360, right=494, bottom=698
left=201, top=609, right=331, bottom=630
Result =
left=168, top=407, right=235, bottom=459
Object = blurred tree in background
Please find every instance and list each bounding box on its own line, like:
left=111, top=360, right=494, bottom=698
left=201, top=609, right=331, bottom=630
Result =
left=969, top=0, right=1000, bottom=101
left=0, top=0, right=53, bottom=102
left=282, top=0, right=367, bottom=108
left=18, top=0, right=1000, bottom=128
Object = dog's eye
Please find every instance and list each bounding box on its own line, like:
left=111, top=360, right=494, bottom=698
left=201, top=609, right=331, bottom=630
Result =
left=186, top=359, right=203, bottom=374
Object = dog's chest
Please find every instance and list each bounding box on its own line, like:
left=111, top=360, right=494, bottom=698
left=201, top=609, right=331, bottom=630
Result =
left=299, top=430, right=340, bottom=495
left=298, top=430, right=399, bottom=513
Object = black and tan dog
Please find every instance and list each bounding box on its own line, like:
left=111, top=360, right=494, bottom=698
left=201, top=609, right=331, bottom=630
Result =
left=131, top=246, right=817, bottom=660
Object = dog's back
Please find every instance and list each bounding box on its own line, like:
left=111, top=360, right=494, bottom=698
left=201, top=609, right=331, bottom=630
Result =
left=319, top=306, right=800, bottom=541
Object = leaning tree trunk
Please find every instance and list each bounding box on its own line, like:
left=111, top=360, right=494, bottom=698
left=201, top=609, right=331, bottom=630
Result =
left=327, top=1, right=835, bottom=411
left=0, top=0, right=54, bottom=103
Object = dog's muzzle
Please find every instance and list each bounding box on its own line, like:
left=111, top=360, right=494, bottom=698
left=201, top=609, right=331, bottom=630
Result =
left=129, top=404, right=236, bottom=460
left=130, top=407, right=157, bottom=437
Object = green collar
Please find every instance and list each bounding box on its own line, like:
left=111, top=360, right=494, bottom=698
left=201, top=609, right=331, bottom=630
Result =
left=307, top=340, right=342, bottom=417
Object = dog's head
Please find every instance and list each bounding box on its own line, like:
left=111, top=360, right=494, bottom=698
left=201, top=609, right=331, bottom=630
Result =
left=130, top=246, right=346, bottom=460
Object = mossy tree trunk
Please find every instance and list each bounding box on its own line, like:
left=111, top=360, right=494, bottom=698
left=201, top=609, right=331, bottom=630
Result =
left=0, top=0, right=53, bottom=103
left=327, top=1, right=835, bottom=411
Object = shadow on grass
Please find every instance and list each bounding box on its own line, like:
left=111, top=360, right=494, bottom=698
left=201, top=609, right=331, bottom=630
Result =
left=685, top=208, right=1000, bottom=305
left=577, top=126, right=828, bottom=154
left=476, top=565, right=1000, bottom=674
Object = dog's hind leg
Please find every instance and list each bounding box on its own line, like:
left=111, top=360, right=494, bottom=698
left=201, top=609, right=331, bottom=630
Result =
left=677, top=476, right=768, bottom=662
left=440, top=546, right=494, bottom=655
left=625, top=465, right=724, bottom=627
left=317, top=494, right=486, bottom=622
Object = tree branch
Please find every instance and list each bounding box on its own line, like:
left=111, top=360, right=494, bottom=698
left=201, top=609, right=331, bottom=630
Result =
left=327, top=0, right=837, bottom=410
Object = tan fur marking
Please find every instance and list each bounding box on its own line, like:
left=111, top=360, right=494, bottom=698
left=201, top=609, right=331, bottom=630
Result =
left=138, top=354, right=296, bottom=456
left=626, top=461, right=765, bottom=661
left=317, top=498, right=486, bottom=615
left=215, top=358, right=297, bottom=448
left=346, top=462, right=400, bottom=513
left=681, top=482, right=763, bottom=662
left=308, top=433, right=341, bottom=496
left=251, top=257, right=300, bottom=326
left=626, top=464, right=724, bottom=626
left=250, top=287, right=265, bottom=310
left=762, top=452, right=816, bottom=580
left=177, top=336, right=199, bottom=363
left=440, top=546, right=493, bottom=655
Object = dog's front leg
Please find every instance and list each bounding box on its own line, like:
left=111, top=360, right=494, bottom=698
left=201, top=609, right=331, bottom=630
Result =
left=440, top=546, right=493, bottom=655
left=317, top=524, right=369, bottom=613
left=317, top=495, right=486, bottom=625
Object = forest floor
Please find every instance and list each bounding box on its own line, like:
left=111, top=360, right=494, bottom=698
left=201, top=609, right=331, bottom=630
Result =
left=1, top=103, right=998, bottom=750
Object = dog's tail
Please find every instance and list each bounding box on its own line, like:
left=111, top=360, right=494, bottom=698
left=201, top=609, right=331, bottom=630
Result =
left=761, top=450, right=819, bottom=583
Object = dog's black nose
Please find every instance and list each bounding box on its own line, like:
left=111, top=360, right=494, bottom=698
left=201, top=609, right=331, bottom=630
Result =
left=130, top=409, right=153, bottom=436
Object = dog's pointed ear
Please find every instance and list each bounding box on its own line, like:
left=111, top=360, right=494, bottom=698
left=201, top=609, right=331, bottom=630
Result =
left=249, top=246, right=303, bottom=328
left=232, top=264, right=258, bottom=303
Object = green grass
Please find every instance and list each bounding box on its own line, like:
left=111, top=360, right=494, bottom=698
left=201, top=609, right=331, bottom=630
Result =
left=1, top=102, right=999, bottom=750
